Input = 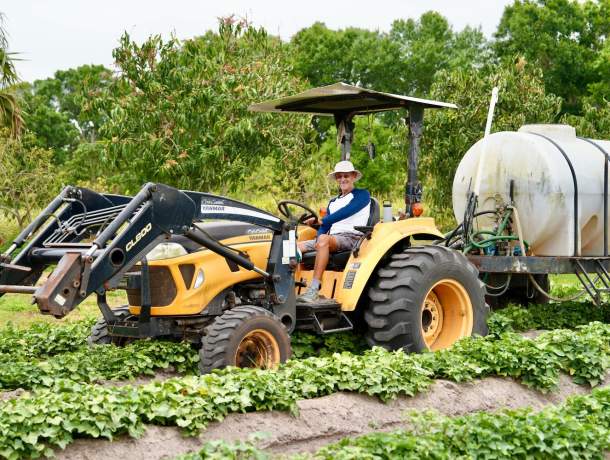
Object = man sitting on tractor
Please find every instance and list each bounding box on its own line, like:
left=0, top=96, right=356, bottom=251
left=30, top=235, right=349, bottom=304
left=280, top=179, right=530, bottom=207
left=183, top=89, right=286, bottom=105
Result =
left=298, top=160, right=371, bottom=303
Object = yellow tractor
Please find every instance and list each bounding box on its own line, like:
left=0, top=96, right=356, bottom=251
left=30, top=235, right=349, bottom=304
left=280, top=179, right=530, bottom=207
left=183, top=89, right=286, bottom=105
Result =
left=0, top=83, right=488, bottom=372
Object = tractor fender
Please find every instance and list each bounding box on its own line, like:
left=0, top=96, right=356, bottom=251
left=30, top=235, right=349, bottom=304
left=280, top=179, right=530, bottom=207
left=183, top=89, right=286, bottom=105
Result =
left=335, top=217, right=443, bottom=311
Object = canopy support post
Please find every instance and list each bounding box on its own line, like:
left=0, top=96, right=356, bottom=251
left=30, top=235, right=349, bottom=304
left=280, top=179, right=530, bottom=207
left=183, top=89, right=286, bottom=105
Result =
left=406, top=105, right=423, bottom=217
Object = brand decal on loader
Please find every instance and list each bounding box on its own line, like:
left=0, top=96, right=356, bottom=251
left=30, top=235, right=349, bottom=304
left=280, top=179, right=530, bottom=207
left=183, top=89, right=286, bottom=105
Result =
left=200, top=200, right=281, bottom=223
left=249, top=234, right=271, bottom=241
left=202, top=205, right=225, bottom=212
left=126, top=223, right=152, bottom=252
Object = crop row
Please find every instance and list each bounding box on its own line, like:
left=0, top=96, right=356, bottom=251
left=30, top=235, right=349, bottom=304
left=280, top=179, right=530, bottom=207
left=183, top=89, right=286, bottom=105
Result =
left=2, top=299, right=608, bottom=360
left=0, top=300, right=607, bottom=391
left=0, top=322, right=608, bottom=459
left=180, top=386, right=610, bottom=459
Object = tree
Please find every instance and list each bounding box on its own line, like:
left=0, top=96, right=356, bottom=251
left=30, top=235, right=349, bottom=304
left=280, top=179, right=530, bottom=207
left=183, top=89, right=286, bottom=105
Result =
left=0, top=13, right=22, bottom=137
left=420, top=61, right=562, bottom=225
left=97, top=19, right=315, bottom=195
left=289, top=12, right=491, bottom=98
left=289, top=23, right=403, bottom=91
left=494, top=0, right=610, bottom=113
left=389, top=11, right=491, bottom=96
left=18, top=65, right=117, bottom=161
left=0, top=129, right=57, bottom=228
left=561, top=101, right=610, bottom=138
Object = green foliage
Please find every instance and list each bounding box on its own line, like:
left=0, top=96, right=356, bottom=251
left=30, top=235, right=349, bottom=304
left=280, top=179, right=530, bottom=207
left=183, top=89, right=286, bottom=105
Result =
left=0, top=320, right=94, bottom=358
left=316, top=387, right=610, bottom=459
left=17, top=64, right=116, bottom=164
left=0, top=319, right=200, bottom=390
left=290, top=12, right=490, bottom=97
left=488, top=302, right=610, bottom=335
left=1, top=321, right=609, bottom=457
left=562, top=100, right=610, bottom=139
left=389, top=12, right=491, bottom=96
left=494, top=0, right=610, bottom=113
left=0, top=13, right=22, bottom=137
left=289, top=23, right=402, bottom=91
left=97, top=19, right=313, bottom=195
left=0, top=340, right=199, bottom=390
left=0, top=129, right=59, bottom=228
left=587, top=38, right=610, bottom=106
left=420, top=61, right=562, bottom=225
left=177, top=436, right=269, bottom=460
left=291, top=331, right=368, bottom=358
left=431, top=322, right=610, bottom=390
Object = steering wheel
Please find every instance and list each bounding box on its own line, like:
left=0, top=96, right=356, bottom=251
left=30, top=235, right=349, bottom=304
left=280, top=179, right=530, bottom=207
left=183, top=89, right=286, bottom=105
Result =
left=277, top=200, right=319, bottom=225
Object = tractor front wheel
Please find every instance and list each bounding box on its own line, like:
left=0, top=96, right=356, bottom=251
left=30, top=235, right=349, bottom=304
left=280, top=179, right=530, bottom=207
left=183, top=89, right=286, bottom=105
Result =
left=199, top=305, right=291, bottom=374
left=365, top=246, right=488, bottom=352
left=87, top=307, right=132, bottom=346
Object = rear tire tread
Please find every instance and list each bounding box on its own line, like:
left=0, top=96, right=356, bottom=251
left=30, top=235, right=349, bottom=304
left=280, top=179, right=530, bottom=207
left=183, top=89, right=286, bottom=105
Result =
left=365, top=245, right=488, bottom=353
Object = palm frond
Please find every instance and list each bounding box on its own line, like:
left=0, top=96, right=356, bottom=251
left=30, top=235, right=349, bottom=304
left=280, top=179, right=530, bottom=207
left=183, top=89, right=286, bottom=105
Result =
left=0, top=91, right=23, bottom=137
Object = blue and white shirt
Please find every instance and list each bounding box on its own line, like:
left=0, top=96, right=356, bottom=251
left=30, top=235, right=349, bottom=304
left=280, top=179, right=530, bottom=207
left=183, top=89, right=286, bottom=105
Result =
left=317, top=188, right=371, bottom=236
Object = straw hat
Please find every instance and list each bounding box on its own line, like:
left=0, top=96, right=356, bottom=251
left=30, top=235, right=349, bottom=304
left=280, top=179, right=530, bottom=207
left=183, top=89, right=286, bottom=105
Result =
left=327, top=160, right=362, bottom=181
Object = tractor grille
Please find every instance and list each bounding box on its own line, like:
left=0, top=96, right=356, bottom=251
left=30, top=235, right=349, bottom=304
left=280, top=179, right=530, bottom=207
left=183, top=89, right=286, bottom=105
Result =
left=126, top=266, right=177, bottom=307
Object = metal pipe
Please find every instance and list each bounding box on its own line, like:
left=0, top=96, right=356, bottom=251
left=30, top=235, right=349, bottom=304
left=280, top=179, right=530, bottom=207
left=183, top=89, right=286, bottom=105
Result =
left=6, top=187, right=69, bottom=254
left=0, top=285, right=37, bottom=294
left=185, top=226, right=270, bottom=278
left=29, top=247, right=103, bottom=262
left=405, top=105, right=424, bottom=216
left=91, top=183, right=153, bottom=251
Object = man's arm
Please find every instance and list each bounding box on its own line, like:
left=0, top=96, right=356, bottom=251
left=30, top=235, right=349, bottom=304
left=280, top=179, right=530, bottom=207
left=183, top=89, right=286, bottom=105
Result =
left=317, top=189, right=370, bottom=235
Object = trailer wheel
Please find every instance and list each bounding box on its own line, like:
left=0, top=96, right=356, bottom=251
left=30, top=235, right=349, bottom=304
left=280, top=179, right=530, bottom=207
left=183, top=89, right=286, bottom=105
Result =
left=365, top=246, right=488, bottom=352
left=87, top=307, right=132, bottom=346
left=199, top=305, right=291, bottom=374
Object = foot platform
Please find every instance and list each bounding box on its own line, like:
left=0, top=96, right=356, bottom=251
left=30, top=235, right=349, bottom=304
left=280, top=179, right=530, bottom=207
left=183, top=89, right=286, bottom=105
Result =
left=296, top=298, right=353, bottom=334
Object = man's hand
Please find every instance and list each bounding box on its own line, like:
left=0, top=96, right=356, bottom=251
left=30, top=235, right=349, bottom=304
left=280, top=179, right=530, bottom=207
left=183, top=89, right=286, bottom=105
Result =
left=303, top=216, right=319, bottom=226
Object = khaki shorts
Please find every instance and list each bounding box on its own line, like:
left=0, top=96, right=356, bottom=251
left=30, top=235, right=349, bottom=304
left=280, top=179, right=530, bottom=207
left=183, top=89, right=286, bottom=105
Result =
left=300, top=232, right=362, bottom=253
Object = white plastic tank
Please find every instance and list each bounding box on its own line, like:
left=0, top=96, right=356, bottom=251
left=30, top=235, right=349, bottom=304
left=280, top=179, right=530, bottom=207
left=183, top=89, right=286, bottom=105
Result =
left=452, top=124, right=610, bottom=256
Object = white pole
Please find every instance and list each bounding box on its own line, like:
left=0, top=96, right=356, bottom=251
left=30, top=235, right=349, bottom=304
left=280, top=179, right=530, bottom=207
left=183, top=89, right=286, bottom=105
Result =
left=473, top=87, right=499, bottom=196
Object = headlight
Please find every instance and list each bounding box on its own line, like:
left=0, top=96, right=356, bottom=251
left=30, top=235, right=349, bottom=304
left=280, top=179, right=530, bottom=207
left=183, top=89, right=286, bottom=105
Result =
left=146, top=242, right=188, bottom=261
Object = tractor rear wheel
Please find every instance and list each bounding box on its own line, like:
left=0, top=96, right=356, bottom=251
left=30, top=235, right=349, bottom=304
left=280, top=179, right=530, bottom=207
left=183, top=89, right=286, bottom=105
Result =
left=199, top=305, right=291, bottom=374
left=365, top=246, right=488, bottom=352
left=87, top=307, right=132, bottom=346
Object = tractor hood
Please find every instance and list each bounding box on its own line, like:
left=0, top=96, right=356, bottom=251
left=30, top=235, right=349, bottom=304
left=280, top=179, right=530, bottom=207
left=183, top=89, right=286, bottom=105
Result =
left=248, top=82, right=457, bottom=116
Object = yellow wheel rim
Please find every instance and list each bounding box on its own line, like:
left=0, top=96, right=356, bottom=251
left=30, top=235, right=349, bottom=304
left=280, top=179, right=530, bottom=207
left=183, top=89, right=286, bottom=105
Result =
left=234, top=329, right=280, bottom=369
left=422, top=279, right=473, bottom=351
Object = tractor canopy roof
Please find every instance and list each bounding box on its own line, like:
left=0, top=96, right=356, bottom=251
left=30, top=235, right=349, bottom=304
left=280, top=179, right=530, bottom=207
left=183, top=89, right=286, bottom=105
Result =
left=248, top=82, right=457, bottom=116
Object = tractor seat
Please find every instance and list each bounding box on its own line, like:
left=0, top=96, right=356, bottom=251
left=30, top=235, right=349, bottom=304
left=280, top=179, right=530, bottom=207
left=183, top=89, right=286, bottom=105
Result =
left=301, top=197, right=380, bottom=271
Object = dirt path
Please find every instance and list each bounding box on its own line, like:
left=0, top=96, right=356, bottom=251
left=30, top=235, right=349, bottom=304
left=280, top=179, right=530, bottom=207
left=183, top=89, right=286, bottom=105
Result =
left=56, top=371, right=610, bottom=459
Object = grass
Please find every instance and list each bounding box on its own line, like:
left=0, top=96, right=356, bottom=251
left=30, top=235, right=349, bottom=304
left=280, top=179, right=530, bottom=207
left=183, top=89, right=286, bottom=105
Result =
left=551, top=274, right=580, bottom=288
left=0, top=290, right=127, bottom=327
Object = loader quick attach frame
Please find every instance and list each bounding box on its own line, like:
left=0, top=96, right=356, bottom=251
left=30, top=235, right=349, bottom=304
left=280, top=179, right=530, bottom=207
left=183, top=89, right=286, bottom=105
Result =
left=0, top=183, right=299, bottom=339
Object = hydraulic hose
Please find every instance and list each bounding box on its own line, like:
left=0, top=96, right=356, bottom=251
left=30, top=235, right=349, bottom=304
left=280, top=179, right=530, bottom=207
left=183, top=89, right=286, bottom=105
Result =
left=510, top=205, right=588, bottom=302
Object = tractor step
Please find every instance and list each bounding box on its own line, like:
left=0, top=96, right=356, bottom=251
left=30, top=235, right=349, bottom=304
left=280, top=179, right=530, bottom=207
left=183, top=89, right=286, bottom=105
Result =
left=295, top=299, right=353, bottom=334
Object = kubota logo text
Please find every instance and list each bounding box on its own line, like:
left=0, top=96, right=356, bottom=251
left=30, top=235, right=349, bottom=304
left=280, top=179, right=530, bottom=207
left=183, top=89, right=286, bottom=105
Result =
left=126, top=223, right=152, bottom=252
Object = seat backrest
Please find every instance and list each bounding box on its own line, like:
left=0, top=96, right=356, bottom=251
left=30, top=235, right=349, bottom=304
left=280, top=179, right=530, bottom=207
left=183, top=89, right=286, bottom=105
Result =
left=368, top=197, right=380, bottom=226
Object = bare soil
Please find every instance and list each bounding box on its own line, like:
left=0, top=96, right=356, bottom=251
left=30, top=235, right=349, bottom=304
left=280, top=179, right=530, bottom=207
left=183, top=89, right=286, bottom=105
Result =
left=56, top=371, right=610, bottom=460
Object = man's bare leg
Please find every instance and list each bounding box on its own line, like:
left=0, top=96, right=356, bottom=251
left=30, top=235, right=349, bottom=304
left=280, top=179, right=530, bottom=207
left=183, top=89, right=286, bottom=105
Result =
left=297, top=234, right=337, bottom=302
left=313, top=234, right=338, bottom=282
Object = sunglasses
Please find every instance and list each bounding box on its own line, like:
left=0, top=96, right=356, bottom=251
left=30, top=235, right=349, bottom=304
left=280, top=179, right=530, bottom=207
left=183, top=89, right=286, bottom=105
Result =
left=335, top=173, right=354, bottom=179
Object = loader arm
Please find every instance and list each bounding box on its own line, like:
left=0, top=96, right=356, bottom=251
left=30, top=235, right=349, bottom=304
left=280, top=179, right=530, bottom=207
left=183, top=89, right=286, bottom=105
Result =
left=0, top=183, right=296, bottom=321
